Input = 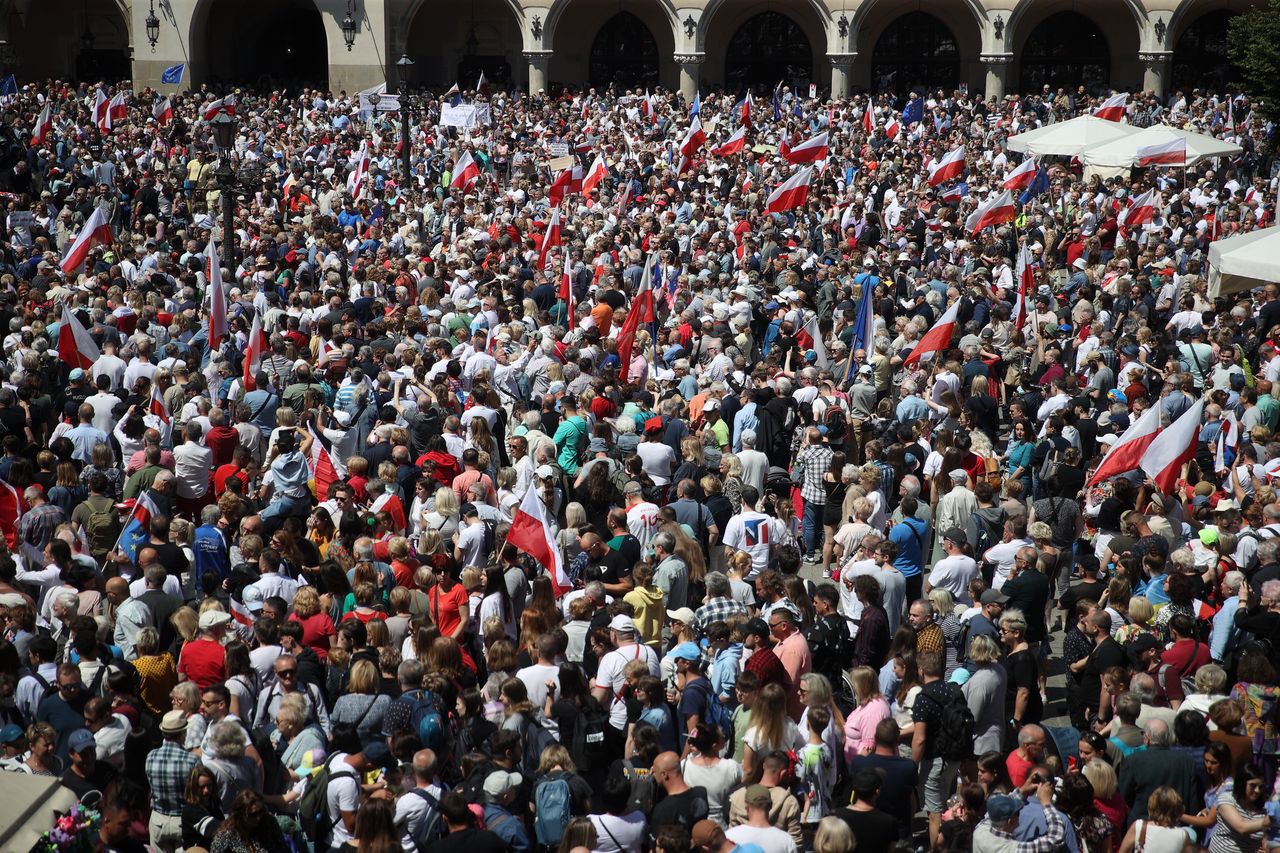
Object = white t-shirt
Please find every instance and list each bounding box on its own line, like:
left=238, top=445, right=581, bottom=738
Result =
left=457, top=521, right=487, bottom=567
left=626, top=502, right=661, bottom=550
left=636, top=442, right=676, bottom=486
left=983, top=538, right=1033, bottom=590
left=516, top=663, right=561, bottom=718
left=726, top=823, right=798, bottom=853
left=928, top=555, right=979, bottom=604
left=325, top=753, right=361, bottom=847
left=594, top=642, right=660, bottom=730
left=589, top=810, right=647, bottom=853
left=722, top=511, right=786, bottom=578
left=743, top=719, right=806, bottom=757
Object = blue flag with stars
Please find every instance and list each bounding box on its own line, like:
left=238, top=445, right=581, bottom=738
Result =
left=1019, top=167, right=1050, bottom=205
left=0, top=76, right=16, bottom=96
left=161, top=63, right=185, bottom=84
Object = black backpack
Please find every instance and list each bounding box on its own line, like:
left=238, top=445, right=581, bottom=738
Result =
left=822, top=400, right=848, bottom=440
left=926, top=681, right=975, bottom=762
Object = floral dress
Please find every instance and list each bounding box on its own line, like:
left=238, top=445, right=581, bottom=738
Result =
left=1230, top=681, right=1280, bottom=756
left=796, top=740, right=837, bottom=825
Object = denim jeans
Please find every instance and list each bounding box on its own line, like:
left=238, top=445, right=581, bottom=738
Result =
left=803, top=501, right=824, bottom=557
left=260, top=493, right=311, bottom=523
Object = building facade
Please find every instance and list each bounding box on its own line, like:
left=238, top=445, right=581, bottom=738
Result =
left=0, top=0, right=1252, bottom=100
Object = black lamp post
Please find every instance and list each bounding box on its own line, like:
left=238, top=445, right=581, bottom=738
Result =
left=341, top=0, right=357, bottom=51
left=397, top=54, right=414, bottom=184
left=210, top=112, right=238, bottom=275
left=146, top=0, right=160, bottom=51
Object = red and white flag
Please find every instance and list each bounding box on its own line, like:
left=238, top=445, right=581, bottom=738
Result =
left=548, top=165, right=583, bottom=206
left=902, top=298, right=960, bottom=368
left=57, top=303, right=100, bottom=371
left=679, top=116, right=706, bottom=161
left=31, top=103, right=51, bottom=145
left=223, top=94, right=237, bottom=116
left=450, top=151, right=481, bottom=190
left=965, top=190, right=1016, bottom=235
left=308, top=423, right=339, bottom=501
left=1087, top=404, right=1161, bottom=487
left=765, top=167, right=813, bottom=214
left=616, top=254, right=657, bottom=378
left=60, top=206, right=113, bottom=273
left=884, top=117, right=901, bottom=141
left=641, top=90, right=657, bottom=123
left=108, top=91, right=128, bottom=122
left=207, top=237, right=228, bottom=350
left=346, top=142, right=370, bottom=200
left=243, top=312, right=267, bottom=389
left=560, top=250, right=574, bottom=322
left=928, top=145, right=966, bottom=187
left=152, top=96, right=173, bottom=126
left=1002, top=157, right=1039, bottom=190
left=0, top=478, right=23, bottom=549
left=1140, top=399, right=1204, bottom=493
left=862, top=100, right=874, bottom=135
left=149, top=383, right=171, bottom=426
left=536, top=208, right=562, bottom=271
left=92, top=89, right=110, bottom=132
left=1136, top=137, right=1187, bottom=168
left=507, top=469, right=571, bottom=595
left=713, top=126, right=747, bottom=157
left=1012, top=242, right=1033, bottom=331
left=1094, top=93, right=1128, bottom=122
left=201, top=97, right=226, bottom=121
left=739, top=92, right=753, bottom=128
left=782, top=130, right=828, bottom=164
left=1121, top=188, right=1157, bottom=231
left=582, top=154, right=608, bottom=195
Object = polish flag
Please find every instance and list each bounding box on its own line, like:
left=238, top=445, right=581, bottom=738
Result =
left=1094, top=93, right=1128, bottom=122
left=713, top=125, right=747, bottom=157
left=1121, top=188, right=1157, bottom=230
left=862, top=100, right=874, bottom=135
left=149, top=382, right=171, bottom=426
left=243, top=312, right=267, bottom=390
left=560, top=249, right=574, bottom=321
left=641, top=90, right=656, bottom=123
left=965, top=190, right=1016, bottom=235
left=582, top=154, right=608, bottom=195
left=308, top=423, right=339, bottom=501
left=548, top=165, right=583, bottom=206
left=782, top=130, right=828, bottom=164
left=1087, top=404, right=1161, bottom=487
left=616, top=254, right=657, bottom=378
left=903, top=298, right=960, bottom=368
left=679, top=116, right=706, bottom=160
left=108, top=91, right=128, bottom=122
left=0, top=478, right=20, bottom=549
left=152, top=96, right=173, bottom=126
left=884, top=117, right=900, bottom=141
left=739, top=92, right=754, bottom=128
left=1215, top=410, right=1239, bottom=474
left=202, top=97, right=226, bottom=121
left=1003, top=157, right=1039, bottom=190
left=765, top=166, right=813, bottom=214
left=1136, top=137, right=1187, bottom=168
left=476, top=72, right=490, bottom=97
left=223, top=94, right=237, bottom=116
left=928, top=145, right=966, bottom=187
left=57, top=303, right=100, bottom=371
left=536, top=208, right=562, bottom=271
left=506, top=474, right=571, bottom=595
left=1012, top=242, right=1033, bottom=331
left=615, top=179, right=631, bottom=219
left=346, top=141, right=370, bottom=200
left=92, top=89, right=110, bottom=132
left=31, top=103, right=51, bottom=145
left=450, top=151, right=481, bottom=190
left=60, top=206, right=113, bottom=273
left=207, top=237, right=228, bottom=349
left=1140, top=399, right=1204, bottom=493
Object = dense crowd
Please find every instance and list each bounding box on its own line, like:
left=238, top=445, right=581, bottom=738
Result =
left=0, top=73, right=1275, bottom=853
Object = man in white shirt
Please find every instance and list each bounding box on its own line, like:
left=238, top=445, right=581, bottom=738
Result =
left=326, top=743, right=398, bottom=851
left=722, top=486, right=787, bottom=579
left=590, top=615, right=659, bottom=745
left=454, top=504, right=489, bottom=567
left=926, top=528, right=980, bottom=605
left=396, top=750, right=446, bottom=851
left=85, top=375, right=121, bottom=434
left=515, top=634, right=561, bottom=723
left=982, top=517, right=1034, bottom=591
left=623, top=481, right=660, bottom=551
left=172, top=422, right=213, bottom=507
left=738, top=431, right=770, bottom=496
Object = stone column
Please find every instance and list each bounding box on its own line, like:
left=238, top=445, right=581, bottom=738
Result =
left=525, top=51, right=551, bottom=95
left=980, top=54, right=1012, bottom=101
left=1140, top=52, right=1172, bottom=97
left=829, top=54, right=855, bottom=99
left=675, top=53, right=704, bottom=103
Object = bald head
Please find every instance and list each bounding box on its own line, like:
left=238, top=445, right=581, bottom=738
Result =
left=105, top=577, right=129, bottom=597
left=652, top=751, right=681, bottom=777
left=412, top=749, right=437, bottom=782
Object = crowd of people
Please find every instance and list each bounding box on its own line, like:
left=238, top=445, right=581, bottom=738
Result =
left=0, top=70, right=1275, bottom=853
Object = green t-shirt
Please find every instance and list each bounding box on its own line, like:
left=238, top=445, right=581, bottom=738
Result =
left=553, top=415, right=588, bottom=475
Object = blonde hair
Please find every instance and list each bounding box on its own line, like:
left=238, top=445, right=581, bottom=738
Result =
left=292, top=586, right=322, bottom=619
left=968, top=633, right=1001, bottom=665
left=1000, top=609, right=1028, bottom=637
left=748, top=683, right=788, bottom=751
left=1082, top=757, right=1117, bottom=799
left=460, top=566, right=483, bottom=592
left=537, top=743, right=577, bottom=774
left=170, top=607, right=199, bottom=643
left=433, top=488, right=458, bottom=518
left=564, top=502, right=586, bottom=530
left=347, top=659, right=378, bottom=694
left=1128, top=596, right=1154, bottom=625
left=850, top=666, right=882, bottom=705
left=813, top=816, right=855, bottom=853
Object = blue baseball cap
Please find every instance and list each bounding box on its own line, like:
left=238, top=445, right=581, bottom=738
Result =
left=68, top=729, right=96, bottom=754
left=0, top=723, right=23, bottom=744
left=670, top=642, right=702, bottom=661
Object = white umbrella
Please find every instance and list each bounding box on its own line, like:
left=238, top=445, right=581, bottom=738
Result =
left=1006, top=115, right=1143, bottom=157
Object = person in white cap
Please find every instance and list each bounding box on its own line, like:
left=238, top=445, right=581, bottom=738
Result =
left=177, top=609, right=231, bottom=688
left=591, top=614, right=659, bottom=751
left=481, top=769, right=531, bottom=851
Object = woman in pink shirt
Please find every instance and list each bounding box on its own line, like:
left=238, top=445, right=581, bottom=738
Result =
left=843, top=666, right=892, bottom=763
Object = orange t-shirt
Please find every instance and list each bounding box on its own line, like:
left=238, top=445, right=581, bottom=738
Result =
left=591, top=303, right=614, bottom=336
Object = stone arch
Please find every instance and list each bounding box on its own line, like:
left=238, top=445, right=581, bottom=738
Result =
left=190, top=0, right=329, bottom=88
left=544, top=0, right=678, bottom=91
left=702, top=0, right=827, bottom=90
left=6, top=0, right=130, bottom=81
left=402, top=0, right=525, bottom=89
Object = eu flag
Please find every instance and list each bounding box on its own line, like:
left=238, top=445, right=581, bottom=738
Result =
left=161, top=63, right=185, bottom=85
left=1019, top=167, right=1050, bottom=205
left=772, top=81, right=782, bottom=121
left=0, top=75, right=16, bottom=96
left=902, top=98, right=924, bottom=126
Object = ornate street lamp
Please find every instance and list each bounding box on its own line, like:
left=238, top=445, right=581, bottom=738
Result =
left=341, top=0, right=358, bottom=51
left=398, top=54, right=415, bottom=181
left=146, top=0, right=160, bottom=51
left=210, top=112, right=238, bottom=274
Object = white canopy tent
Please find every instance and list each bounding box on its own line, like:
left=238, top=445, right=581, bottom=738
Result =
left=1207, top=226, right=1280, bottom=298
left=1006, top=116, right=1143, bottom=157
left=1080, top=124, right=1242, bottom=178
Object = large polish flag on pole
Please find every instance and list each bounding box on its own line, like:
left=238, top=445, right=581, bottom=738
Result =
left=765, top=167, right=813, bottom=214
left=782, top=130, right=828, bottom=164
left=1003, top=157, right=1039, bottom=190
left=1094, top=93, right=1128, bottom=122
left=58, top=303, right=100, bottom=371
left=207, top=236, right=228, bottom=350
left=965, top=190, right=1016, bottom=235
left=902, top=299, right=960, bottom=368
left=1140, top=399, right=1205, bottom=493
left=928, top=145, right=966, bottom=187
left=507, top=480, right=571, bottom=595
left=60, top=207, right=113, bottom=274
left=1087, top=405, right=1161, bottom=487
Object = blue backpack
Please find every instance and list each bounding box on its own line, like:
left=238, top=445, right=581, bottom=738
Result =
left=533, top=773, right=573, bottom=847
left=405, top=690, right=446, bottom=751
